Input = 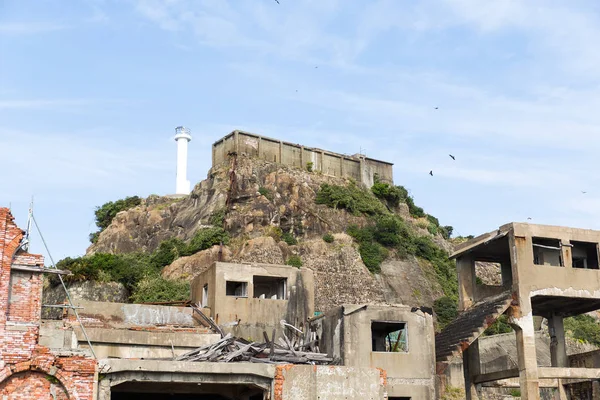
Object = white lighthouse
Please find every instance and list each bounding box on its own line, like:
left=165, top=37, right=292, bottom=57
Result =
left=174, top=126, right=192, bottom=195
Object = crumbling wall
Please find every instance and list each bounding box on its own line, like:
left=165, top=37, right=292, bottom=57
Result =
left=0, top=208, right=96, bottom=400
left=274, top=364, right=386, bottom=400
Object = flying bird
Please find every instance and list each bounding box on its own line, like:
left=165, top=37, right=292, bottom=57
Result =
left=449, top=154, right=455, bottom=160
left=527, top=217, right=532, bottom=220
left=434, top=107, right=439, bottom=110
left=274, top=0, right=280, bottom=3
left=582, top=191, right=587, bottom=194
left=429, top=170, right=433, bottom=176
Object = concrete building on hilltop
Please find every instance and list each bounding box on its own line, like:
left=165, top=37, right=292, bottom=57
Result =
left=212, top=130, right=394, bottom=187
left=437, top=222, right=600, bottom=400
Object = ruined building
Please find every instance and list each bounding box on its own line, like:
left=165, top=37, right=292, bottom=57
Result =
left=437, top=222, right=600, bottom=400
left=212, top=130, right=394, bottom=187
left=0, top=207, right=436, bottom=399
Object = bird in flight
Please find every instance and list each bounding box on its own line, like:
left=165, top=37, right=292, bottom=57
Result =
left=449, top=154, right=455, bottom=160
left=274, top=0, right=280, bottom=3
left=429, top=170, right=433, bottom=176
left=527, top=217, right=532, bottom=220
left=582, top=191, right=587, bottom=194
left=434, top=107, right=439, bottom=110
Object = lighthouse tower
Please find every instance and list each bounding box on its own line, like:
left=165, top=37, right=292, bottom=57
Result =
left=174, top=126, right=192, bottom=195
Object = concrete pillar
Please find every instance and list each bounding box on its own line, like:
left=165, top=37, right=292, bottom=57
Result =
left=279, top=141, right=283, bottom=164
left=258, top=137, right=262, bottom=158
left=592, top=380, right=600, bottom=400
left=548, top=313, right=568, bottom=368
left=457, top=254, right=475, bottom=311
left=557, top=379, right=568, bottom=400
left=300, top=145, right=304, bottom=168
left=463, top=339, right=481, bottom=400
left=234, top=131, right=240, bottom=154
left=514, top=317, right=540, bottom=400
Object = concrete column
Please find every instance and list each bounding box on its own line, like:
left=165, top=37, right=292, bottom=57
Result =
left=258, top=137, right=262, bottom=158
left=463, top=339, right=481, bottom=400
left=549, top=313, right=568, bottom=368
left=279, top=141, right=283, bottom=164
left=561, top=239, right=572, bottom=268
left=300, top=146, right=304, bottom=168
left=592, top=380, right=600, bottom=400
left=234, top=131, right=240, bottom=154
left=340, top=156, right=345, bottom=178
left=557, top=379, right=568, bottom=400
left=457, top=254, right=475, bottom=311
left=514, top=317, right=540, bottom=400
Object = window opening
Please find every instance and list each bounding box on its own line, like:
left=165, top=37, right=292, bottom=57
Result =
left=571, top=241, right=599, bottom=269
left=201, top=284, right=208, bottom=307
left=371, top=321, right=407, bottom=352
left=475, top=261, right=502, bottom=286
left=253, top=276, right=287, bottom=300
left=226, top=281, right=248, bottom=297
left=533, top=237, right=563, bottom=267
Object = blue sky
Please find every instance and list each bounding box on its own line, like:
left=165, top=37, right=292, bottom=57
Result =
left=2, top=0, right=600, bottom=262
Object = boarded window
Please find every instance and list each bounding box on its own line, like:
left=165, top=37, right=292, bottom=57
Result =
left=253, top=276, right=287, bottom=300
left=571, top=241, right=599, bottom=269
left=371, top=321, right=407, bottom=352
left=225, top=281, right=248, bottom=297
left=533, top=238, right=563, bottom=267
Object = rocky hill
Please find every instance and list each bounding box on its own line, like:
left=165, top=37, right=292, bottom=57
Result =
left=87, top=154, right=456, bottom=311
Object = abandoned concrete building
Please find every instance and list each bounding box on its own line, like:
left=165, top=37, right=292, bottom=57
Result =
left=437, top=222, right=600, bottom=400
left=0, top=207, right=435, bottom=399
left=212, top=130, right=394, bottom=187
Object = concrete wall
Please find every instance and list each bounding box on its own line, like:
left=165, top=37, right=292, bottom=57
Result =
left=191, top=262, right=314, bottom=340
left=68, top=300, right=196, bottom=328
left=311, top=304, right=436, bottom=400
left=275, top=365, right=386, bottom=400
left=212, top=131, right=394, bottom=186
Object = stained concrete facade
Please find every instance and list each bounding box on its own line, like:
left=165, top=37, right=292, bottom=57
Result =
left=191, top=262, right=314, bottom=341
left=311, top=304, right=436, bottom=399
left=449, top=222, right=600, bottom=400
left=212, top=130, right=394, bottom=187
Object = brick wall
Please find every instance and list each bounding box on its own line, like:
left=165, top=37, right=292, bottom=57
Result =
left=0, top=208, right=96, bottom=400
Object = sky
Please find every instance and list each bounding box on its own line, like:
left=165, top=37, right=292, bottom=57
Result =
left=2, top=0, right=600, bottom=262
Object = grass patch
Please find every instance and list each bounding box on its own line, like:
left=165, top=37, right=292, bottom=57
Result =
left=258, top=186, right=273, bottom=201
left=322, top=233, right=334, bottom=243
left=286, top=255, right=303, bottom=268
left=130, top=275, right=190, bottom=303
left=282, top=231, right=298, bottom=245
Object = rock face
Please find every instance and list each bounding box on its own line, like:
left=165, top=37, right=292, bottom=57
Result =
left=87, top=154, right=453, bottom=309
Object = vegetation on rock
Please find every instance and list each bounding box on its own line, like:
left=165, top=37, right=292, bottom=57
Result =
left=129, top=275, right=190, bottom=303
left=564, top=314, right=600, bottom=346
left=322, top=233, right=334, bottom=243
left=286, top=255, right=303, bottom=268
left=433, top=296, right=458, bottom=330
left=89, top=196, right=141, bottom=243
left=282, top=231, right=298, bottom=245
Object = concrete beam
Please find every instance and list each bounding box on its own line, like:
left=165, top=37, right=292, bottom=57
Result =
left=473, top=368, right=520, bottom=384
left=538, top=367, right=600, bottom=380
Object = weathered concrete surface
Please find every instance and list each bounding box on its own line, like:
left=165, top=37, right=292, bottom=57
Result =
left=312, top=304, right=436, bottom=400
left=42, top=280, right=129, bottom=319
left=73, top=327, right=220, bottom=359
left=98, top=360, right=275, bottom=400
left=68, top=300, right=196, bottom=328
left=191, top=261, right=313, bottom=340
left=277, top=365, right=386, bottom=400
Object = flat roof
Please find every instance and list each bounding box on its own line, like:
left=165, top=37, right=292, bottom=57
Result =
left=213, top=130, right=394, bottom=166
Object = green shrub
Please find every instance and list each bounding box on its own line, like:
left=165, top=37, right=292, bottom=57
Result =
left=434, top=296, right=458, bottom=329
left=427, top=223, right=438, bottom=236
left=258, top=186, right=273, bottom=201
left=282, top=232, right=298, bottom=245
left=187, top=227, right=229, bottom=255
left=286, top=255, right=303, bottom=268
left=564, top=314, right=600, bottom=346
left=358, top=241, right=388, bottom=273
left=266, top=226, right=283, bottom=242
left=90, top=196, right=142, bottom=242
left=130, top=275, right=190, bottom=303
left=306, top=161, right=313, bottom=172
left=509, top=389, right=521, bottom=397
left=316, top=183, right=388, bottom=216
left=322, top=233, right=334, bottom=243
left=371, top=182, right=406, bottom=207
left=89, top=231, right=100, bottom=244
left=440, top=225, right=454, bottom=240
left=209, top=208, right=226, bottom=227
left=405, top=196, right=425, bottom=218
left=150, top=237, right=187, bottom=269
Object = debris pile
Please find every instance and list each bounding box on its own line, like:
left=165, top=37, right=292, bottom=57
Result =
left=176, top=319, right=333, bottom=365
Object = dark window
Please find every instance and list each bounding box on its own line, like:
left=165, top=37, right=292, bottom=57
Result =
left=253, top=276, right=287, bottom=300
left=571, top=241, right=599, bottom=269
left=225, top=281, right=247, bottom=297
left=533, top=237, right=563, bottom=267
left=371, top=321, right=407, bottom=352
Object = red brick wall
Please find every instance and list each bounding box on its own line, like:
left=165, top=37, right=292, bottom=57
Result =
left=0, top=371, right=69, bottom=400
left=0, top=208, right=96, bottom=400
